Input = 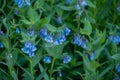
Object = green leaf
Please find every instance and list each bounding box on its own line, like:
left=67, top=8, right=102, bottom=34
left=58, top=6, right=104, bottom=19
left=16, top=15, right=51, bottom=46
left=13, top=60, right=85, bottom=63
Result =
left=11, top=71, right=18, bottom=80
left=44, top=24, right=57, bottom=32
left=21, top=19, right=32, bottom=25
left=32, top=49, right=42, bottom=67
left=81, top=18, right=92, bottom=35
left=1, top=37, right=9, bottom=50
left=86, top=0, right=96, bottom=8
left=111, top=53, right=120, bottom=61
left=57, top=4, right=75, bottom=11
left=98, top=66, right=112, bottom=79
left=38, top=63, right=49, bottom=80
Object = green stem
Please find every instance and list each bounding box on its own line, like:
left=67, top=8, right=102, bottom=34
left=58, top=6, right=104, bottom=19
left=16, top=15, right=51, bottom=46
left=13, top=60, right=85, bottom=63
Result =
left=50, top=57, right=56, bottom=80
left=30, top=60, right=34, bottom=80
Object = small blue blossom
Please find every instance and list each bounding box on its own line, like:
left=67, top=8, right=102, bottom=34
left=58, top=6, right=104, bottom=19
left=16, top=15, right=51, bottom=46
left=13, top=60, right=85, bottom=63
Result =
left=43, top=56, right=51, bottom=63
left=0, top=30, right=4, bottom=35
left=57, top=16, right=62, bottom=24
left=16, top=28, right=20, bottom=33
left=76, top=4, right=81, bottom=10
left=58, top=71, right=62, bottom=77
left=74, top=35, right=87, bottom=49
left=0, top=42, right=4, bottom=48
left=14, top=9, right=19, bottom=15
left=109, top=35, right=120, bottom=45
left=117, top=5, right=120, bottom=12
left=29, top=29, right=34, bottom=37
left=39, top=28, right=48, bottom=38
left=116, top=64, right=120, bottom=73
left=54, top=35, right=66, bottom=45
left=44, top=35, right=53, bottom=43
left=14, top=0, right=30, bottom=8
left=63, top=55, right=71, bottom=64
left=21, top=41, right=37, bottom=57
left=90, top=51, right=95, bottom=60
left=80, top=0, right=87, bottom=7
left=81, top=39, right=87, bottom=49
left=66, top=0, right=71, bottom=4
left=62, top=27, right=71, bottom=36
left=113, top=77, right=119, bottom=80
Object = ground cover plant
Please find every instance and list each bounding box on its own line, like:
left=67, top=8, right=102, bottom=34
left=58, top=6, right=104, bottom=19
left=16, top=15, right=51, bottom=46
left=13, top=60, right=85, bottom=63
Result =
left=0, top=0, right=120, bottom=80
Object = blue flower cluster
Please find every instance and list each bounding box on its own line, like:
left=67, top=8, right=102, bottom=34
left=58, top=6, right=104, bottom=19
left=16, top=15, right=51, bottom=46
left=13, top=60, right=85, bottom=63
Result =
left=116, top=64, right=120, bottom=73
left=109, top=35, right=120, bottom=45
left=39, top=27, right=70, bottom=45
left=63, top=55, right=71, bottom=64
left=74, top=35, right=87, bottom=49
left=0, top=42, right=4, bottom=48
left=80, top=0, right=87, bottom=7
left=14, top=0, right=30, bottom=8
left=43, top=56, right=51, bottom=63
left=21, top=41, right=37, bottom=57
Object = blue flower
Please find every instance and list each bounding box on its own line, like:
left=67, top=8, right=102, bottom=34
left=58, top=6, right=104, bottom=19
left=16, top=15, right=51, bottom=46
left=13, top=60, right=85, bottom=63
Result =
left=14, top=0, right=30, bottom=8
left=109, top=35, right=120, bottom=45
left=81, top=39, right=87, bottom=49
left=58, top=71, right=62, bottom=77
left=44, top=35, right=53, bottom=43
left=113, top=77, right=119, bottom=80
left=63, top=55, right=71, bottom=64
left=116, top=64, right=120, bottom=73
left=16, top=28, right=20, bottom=33
left=90, top=51, right=95, bottom=60
left=54, top=35, right=66, bottom=45
left=29, top=29, right=34, bottom=37
left=0, top=30, right=4, bottom=35
left=39, top=28, right=48, bottom=38
left=57, top=16, right=62, bottom=24
left=62, top=27, right=71, bottom=36
left=117, top=5, right=120, bottom=12
left=76, top=4, right=81, bottom=10
left=66, top=0, right=71, bottom=4
left=21, top=41, right=37, bottom=57
left=43, top=56, right=51, bottom=63
left=74, top=35, right=87, bottom=49
left=0, top=42, right=4, bottom=48
left=14, top=9, right=19, bottom=15
left=80, top=0, right=87, bottom=7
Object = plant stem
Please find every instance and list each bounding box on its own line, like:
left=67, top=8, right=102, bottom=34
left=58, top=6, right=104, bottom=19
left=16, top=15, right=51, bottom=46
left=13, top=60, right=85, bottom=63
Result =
left=50, top=57, right=56, bottom=80
left=30, top=60, right=34, bottom=80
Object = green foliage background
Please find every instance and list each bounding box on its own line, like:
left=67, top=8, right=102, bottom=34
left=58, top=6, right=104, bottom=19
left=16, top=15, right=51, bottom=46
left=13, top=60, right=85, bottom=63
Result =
left=0, top=0, right=120, bottom=80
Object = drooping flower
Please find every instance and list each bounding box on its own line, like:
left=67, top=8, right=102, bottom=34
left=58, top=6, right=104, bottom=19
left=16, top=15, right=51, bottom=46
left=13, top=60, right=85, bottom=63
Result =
left=90, top=51, right=95, bottom=60
left=74, top=35, right=87, bottom=48
left=76, top=4, right=81, bottom=10
left=80, top=0, right=87, bottom=7
left=57, top=16, right=62, bottom=24
left=44, top=34, right=53, bottom=43
left=62, top=27, right=71, bottom=36
left=63, top=55, right=71, bottom=64
left=54, top=35, right=66, bottom=45
left=116, top=64, right=120, bottom=73
left=21, top=41, right=37, bottom=57
left=29, top=29, right=34, bottom=37
left=43, top=56, right=51, bottom=63
left=66, top=0, right=71, bottom=4
left=16, top=28, right=20, bottom=33
left=117, top=5, right=120, bottom=12
left=39, top=28, right=48, bottom=38
left=58, top=71, right=62, bottom=77
left=0, top=42, right=4, bottom=48
left=14, top=0, right=30, bottom=8
left=109, top=35, right=120, bottom=45
left=0, top=30, right=4, bottom=35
